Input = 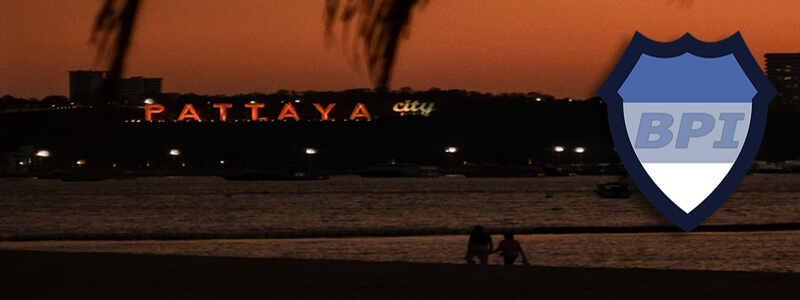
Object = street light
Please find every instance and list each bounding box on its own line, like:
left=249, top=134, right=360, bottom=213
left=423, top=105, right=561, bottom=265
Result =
left=575, top=147, right=585, bottom=165
left=144, top=98, right=155, bottom=105
left=445, top=147, right=458, bottom=175
left=554, top=146, right=564, bottom=165
left=33, top=150, right=51, bottom=174
left=169, top=149, right=181, bottom=174
left=305, top=148, right=317, bottom=173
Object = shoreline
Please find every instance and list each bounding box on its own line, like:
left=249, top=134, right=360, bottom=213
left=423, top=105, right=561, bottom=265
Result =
left=1, top=250, right=798, bottom=299
left=2, top=231, right=798, bottom=273
left=4, top=223, right=800, bottom=242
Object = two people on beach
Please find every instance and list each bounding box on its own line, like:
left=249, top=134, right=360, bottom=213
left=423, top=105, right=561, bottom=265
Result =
left=464, top=225, right=528, bottom=266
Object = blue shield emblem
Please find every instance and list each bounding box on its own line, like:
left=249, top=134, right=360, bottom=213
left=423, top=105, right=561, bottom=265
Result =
left=598, top=32, right=776, bottom=232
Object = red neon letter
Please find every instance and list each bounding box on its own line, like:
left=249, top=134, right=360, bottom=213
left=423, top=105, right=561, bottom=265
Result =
left=245, top=103, right=265, bottom=121
left=213, top=103, right=233, bottom=122
left=313, top=103, right=336, bottom=121
left=178, top=104, right=201, bottom=121
left=278, top=103, right=300, bottom=121
left=349, top=103, right=371, bottom=120
left=144, top=104, right=165, bottom=121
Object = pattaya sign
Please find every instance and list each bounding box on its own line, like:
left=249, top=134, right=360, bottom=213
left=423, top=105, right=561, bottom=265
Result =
left=144, top=102, right=371, bottom=122
left=143, top=100, right=435, bottom=121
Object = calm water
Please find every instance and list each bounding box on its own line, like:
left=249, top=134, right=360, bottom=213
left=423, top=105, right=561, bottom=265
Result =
left=0, top=175, right=798, bottom=236
left=1, top=175, right=798, bottom=272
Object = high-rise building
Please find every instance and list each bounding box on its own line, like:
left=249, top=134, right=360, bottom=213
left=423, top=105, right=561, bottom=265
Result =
left=68, top=70, right=162, bottom=105
left=68, top=70, right=106, bottom=104
left=765, top=53, right=800, bottom=109
left=110, top=76, right=163, bottom=104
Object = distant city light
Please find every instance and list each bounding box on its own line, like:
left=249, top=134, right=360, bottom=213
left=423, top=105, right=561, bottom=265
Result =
left=169, top=149, right=181, bottom=156
left=554, top=146, right=565, bottom=153
left=76, top=159, right=86, bottom=166
left=294, top=99, right=301, bottom=103
left=575, top=147, right=585, bottom=154
left=144, top=98, right=155, bottom=105
left=305, top=148, right=318, bottom=155
left=35, top=150, right=51, bottom=158
left=445, top=147, right=458, bottom=154
left=536, top=98, right=542, bottom=102
left=220, top=160, right=226, bottom=164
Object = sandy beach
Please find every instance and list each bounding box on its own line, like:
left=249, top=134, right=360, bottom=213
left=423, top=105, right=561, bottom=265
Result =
left=1, top=250, right=798, bottom=299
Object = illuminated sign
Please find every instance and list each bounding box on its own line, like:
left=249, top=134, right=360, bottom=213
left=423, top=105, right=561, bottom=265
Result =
left=143, top=102, right=372, bottom=122
left=393, top=100, right=435, bottom=116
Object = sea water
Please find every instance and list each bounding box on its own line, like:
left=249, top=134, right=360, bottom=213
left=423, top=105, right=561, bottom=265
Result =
left=1, top=175, right=798, bottom=272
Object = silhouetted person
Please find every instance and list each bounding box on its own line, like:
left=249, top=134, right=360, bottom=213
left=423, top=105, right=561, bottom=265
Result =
left=492, top=232, right=526, bottom=266
left=464, top=225, right=492, bottom=264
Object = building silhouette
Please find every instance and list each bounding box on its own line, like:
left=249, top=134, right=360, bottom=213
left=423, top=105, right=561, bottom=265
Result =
left=69, top=70, right=162, bottom=105
left=765, top=53, right=800, bottom=110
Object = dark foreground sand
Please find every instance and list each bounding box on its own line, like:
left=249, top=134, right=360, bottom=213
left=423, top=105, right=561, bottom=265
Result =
left=1, top=250, right=798, bottom=300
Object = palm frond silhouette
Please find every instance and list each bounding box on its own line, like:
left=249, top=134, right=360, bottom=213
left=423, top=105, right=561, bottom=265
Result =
left=324, top=0, right=428, bottom=89
left=90, top=1, right=689, bottom=93
left=92, top=0, right=426, bottom=92
left=92, top=0, right=141, bottom=102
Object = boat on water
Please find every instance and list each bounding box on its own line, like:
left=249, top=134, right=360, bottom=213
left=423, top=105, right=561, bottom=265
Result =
left=594, top=182, right=632, bottom=198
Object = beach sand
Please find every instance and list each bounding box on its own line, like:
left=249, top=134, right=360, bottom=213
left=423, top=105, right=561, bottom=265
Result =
left=0, top=250, right=798, bottom=299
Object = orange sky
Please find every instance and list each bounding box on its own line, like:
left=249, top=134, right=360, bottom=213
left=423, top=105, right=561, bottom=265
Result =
left=2, top=0, right=800, bottom=99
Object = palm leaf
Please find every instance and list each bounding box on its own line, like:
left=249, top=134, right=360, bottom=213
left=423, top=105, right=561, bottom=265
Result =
left=91, top=0, right=141, bottom=103
left=325, top=0, right=428, bottom=89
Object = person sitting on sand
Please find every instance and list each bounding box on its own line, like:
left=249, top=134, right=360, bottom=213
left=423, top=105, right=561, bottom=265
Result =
left=492, top=232, right=527, bottom=266
left=464, top=225, right=493, bottom=265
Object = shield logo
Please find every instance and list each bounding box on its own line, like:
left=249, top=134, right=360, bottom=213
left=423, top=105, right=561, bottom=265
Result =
left=598, top=32, right=776, bottom=232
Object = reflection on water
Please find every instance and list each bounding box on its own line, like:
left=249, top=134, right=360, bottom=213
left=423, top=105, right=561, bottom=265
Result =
left=0, top=174, right=799, bottom=236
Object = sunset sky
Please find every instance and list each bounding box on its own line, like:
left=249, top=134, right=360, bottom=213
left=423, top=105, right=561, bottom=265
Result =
left=2, top=0, right=800, bottom=99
